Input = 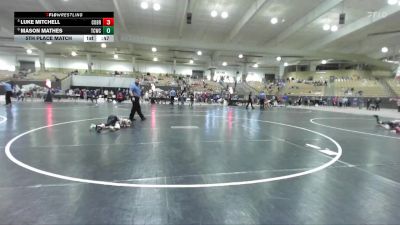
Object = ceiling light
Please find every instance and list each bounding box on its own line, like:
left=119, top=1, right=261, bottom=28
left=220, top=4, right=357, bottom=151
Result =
left=63, top=0, right=68, bottom=2
left=321, top=60, right=327, bottom=64
left=222, top=62, right=227, bottom=66
left=381, top=47, right=389, bottom=53
left=45, top=41, right=52, bottom=45
left=323, top=24, right=331, bottom=31
left=153, top=3, right=161, bottom=11
left=71, top=51, right=77, bottom=56
left=114, top=54, right=119, bottom=59
left=101, top=43, right=107, bottom=48
left=221, top=11, right=229, bottom=19
left=26, top=49, right=32, bottom=54
left=189, top=59, right=194, bottom=64
left=330, top=25, right=338, bottom=32
left=284, top=62, right=288, bottom=67
left=238, top=54, right=243, bottom=59
left=152, top=47, right=157, bottom=52
left=270, top=17, right=278, bottom=24
left=253, top=63, right=259, bottom=68
left=153, top=57, right=158, bottom=61
left=197, top=50, right=202, bottom=56
left=140, top=1, right=149, bottom=9
left=211, top=10, right=218, bottom=18
left=276, top=56, right=282, bottom=61
left=388, top=0, right=398, bottom=5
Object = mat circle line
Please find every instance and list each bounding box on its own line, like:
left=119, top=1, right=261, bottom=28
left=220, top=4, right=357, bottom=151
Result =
left=0, top=115, right=7, bottom=124
left=5, top=114, right=342, bottom=188
left=310, top=117, right=400, bottom=140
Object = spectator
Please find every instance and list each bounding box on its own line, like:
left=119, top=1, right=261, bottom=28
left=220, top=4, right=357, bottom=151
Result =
left=394, top=98, right=400, bottom=112
left=259, top=91, right=266, bottom=110
left=189, top=92, right=194, bottom=107
left=169, top=88, right=176, bottom=105
left=246, top=92, right=254, bottom=109
left=104, top=89, right=109, bottom=99
left=179, top=92, right=186, bottom=105
left=375, top=97, right=381, bottom=111
left=116, top=91, right=124, bottom=103
left=1, top=82, right=13, bottom=106
left=367, top=98, right=371, bottom=110
left=358, top=97, right=364, bottom=109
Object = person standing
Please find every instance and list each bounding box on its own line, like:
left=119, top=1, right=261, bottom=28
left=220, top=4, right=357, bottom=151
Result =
left=396, top=98, right=400, bottom=112
left=259, top=91, right=266, bottom=110
left=129, top=79, right=146, bottom=121
left=169, top=88, right=176, bottom=105
left=189, top=92, right=194, bottom=107
left=1, top=81, right=12, bottom=106
left=104, top=89, right=108, bottom=100
left=68, top=88, right=74, bottom=100
left=179, top=91, right=186, bottom=105
left=283, top=94, right=289, bottom=106
left=375, top=97, right=381, bottom=111
left=358, top=97, right=364, bottom=109
left=246, top=92, right=254, bottom=109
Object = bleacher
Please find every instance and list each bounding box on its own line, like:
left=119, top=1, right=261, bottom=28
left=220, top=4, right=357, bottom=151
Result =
left=386, top=79, right=400, bottom=96
left=283, top=82, right=324, bottom=96
left=247, top=81, right=264, bottom=92
left=28, top=71, right=69, bottom=81
left=246, top=81, right=281, bottom=95
left=190, top=80, right=221, bottom=92
left=285, top=70, right=393, bottom=97
left=155, top=74, right=177, bottom=86
left=334, top=79, right=387, bottom=97
left=1, top=70, right=66, bottom=81
left=286, top=70, right=369, bottom=81
left=206, top=80, right=221, bottom=91
left=45, top=68, right=137, bottom=77
left=4, top=68, right=394, bottom=98
left=0, top=70, right=14, bottom=81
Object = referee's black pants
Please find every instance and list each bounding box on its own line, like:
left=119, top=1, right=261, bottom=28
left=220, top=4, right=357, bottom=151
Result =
left=5, top=91, right=12, bottom=105
left=129, top=96, right=145, bottom=120
left=260, top=99, right=265, bottom=109
left=246, top=99, right=254, bottom=109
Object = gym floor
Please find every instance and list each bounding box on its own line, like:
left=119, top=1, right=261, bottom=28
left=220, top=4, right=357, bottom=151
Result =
left=0, top=102, right=400, bottom=225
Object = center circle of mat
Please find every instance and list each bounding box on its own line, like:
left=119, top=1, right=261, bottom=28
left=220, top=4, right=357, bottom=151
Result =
left=5, top=114, right=342, bottom=188
left=0, top=116, right=7, bottom=124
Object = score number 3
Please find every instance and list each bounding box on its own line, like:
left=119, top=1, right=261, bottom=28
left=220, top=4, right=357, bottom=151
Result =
left=102, top=18, right=114, bottom=35
left=102, top=18, right=114, bottom=26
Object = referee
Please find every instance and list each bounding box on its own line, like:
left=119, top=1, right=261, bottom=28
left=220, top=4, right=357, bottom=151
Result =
left=129, top=79, right=146, bottom=121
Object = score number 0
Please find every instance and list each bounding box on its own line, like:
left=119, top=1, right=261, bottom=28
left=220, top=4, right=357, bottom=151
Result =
left=102, top=18, right=114, bottom=35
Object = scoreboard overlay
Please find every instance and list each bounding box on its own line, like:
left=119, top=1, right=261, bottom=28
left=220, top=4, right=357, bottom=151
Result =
left=14, top=12, right=114, bottom=42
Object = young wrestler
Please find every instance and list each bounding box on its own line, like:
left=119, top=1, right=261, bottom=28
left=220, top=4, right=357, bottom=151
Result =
left=90, top=115, right=132, bottom=133
left=373, top=115, right=400, bottom=134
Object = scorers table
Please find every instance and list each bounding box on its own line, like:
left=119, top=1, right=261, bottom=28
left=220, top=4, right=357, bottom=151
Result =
left=14, top=12, right=114, bottom=42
